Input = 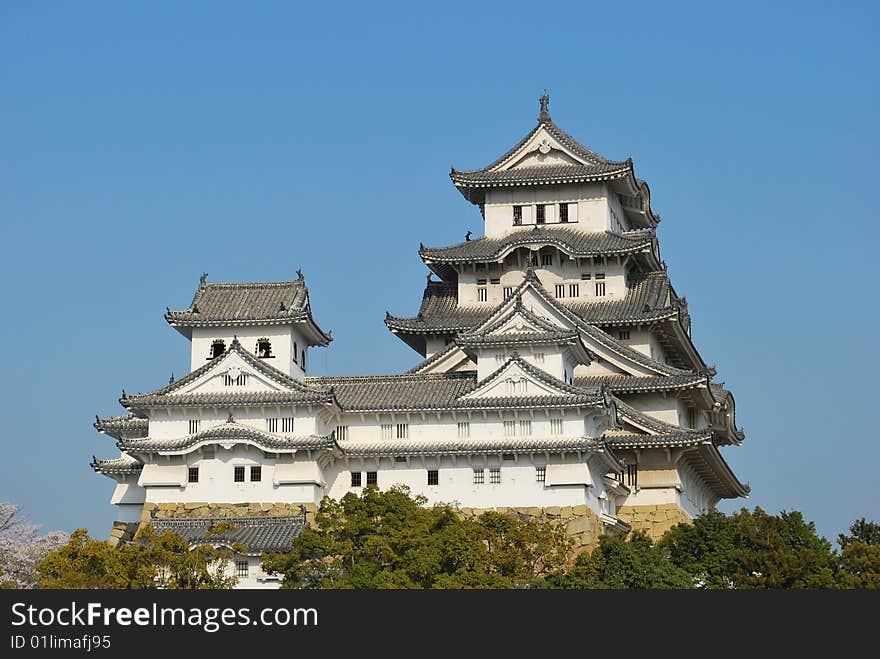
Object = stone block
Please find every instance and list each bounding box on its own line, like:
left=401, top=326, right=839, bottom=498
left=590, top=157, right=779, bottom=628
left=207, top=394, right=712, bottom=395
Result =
left=566, top=516, right=592, bottom=535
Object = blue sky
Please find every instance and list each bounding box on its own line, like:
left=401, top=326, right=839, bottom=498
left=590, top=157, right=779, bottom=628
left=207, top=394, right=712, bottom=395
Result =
left=1, top=1, right=877, bottom=542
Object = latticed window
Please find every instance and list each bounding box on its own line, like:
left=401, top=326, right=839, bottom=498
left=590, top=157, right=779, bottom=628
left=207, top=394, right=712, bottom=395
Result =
left=366, top=471, right=377, bottom=485
left=555, top=284, right=565, bottom=298
left=541, top=253, right=552, bottom=266
left=503, top=286, right=513, bottom=299
left=427, top=470, right=439, bottom=486
left=473, top=469, right=484, bottom=485
left=569, top=283, right=579, bottom=297
left=457, top=422, right=470, bottom=438
left=381, top=424, right=393, bottom=440
left=188, top=419, right=200, bottom=434
left=396, top=423, right=408, bottom=439
left=477, top=278, right=487, bottom=285
left=489, top=468, right=501, bottom=484
left=581, top=273, right=591, bottom=280
left=519, top=420, right=532, bottom=436
left=281, top=417, right=294, bottom=433
left=534, top=353, right=545, bottom=363
left=234, top=466, right=245, bottom=483
left=351, top=471, right=362, bottom=487
left=536, top=466, right=546, bottom=483
left=536, top=205, right=546, bottom=224
left=335, top=425, right=348, bottom=441
left=513, top=205, right=522, bottom=225
left=503, top=420, right=517, bottom=436
left=619, top=330, right=631, bottom=340
left=490, top=277, right=500, bottom=285
left=626, top=464, right=638, bottom=488
left=224, top=373, right=248, bottom=386
left=188, top=467, right=199, bottom=483
left=559, top=203, right=569, bottom=223
left=250, top=466, right=261, bottom=482
left=595, top=282, right=606, bottom=297
left=236, top=560, right=249, bottom=578
left=478, top=288, right=488, bottom=302
left=267, top=418, right=279, bottom=433
left=550, top=418, right=563, bottom=435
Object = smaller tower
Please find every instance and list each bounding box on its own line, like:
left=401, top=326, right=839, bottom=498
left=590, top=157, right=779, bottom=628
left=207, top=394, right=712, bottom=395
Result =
left=165, top=273, right=331, bottom=380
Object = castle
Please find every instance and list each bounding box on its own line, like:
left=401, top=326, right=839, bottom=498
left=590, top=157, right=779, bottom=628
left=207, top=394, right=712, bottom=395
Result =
left=93, top=94, right=747, bottom=587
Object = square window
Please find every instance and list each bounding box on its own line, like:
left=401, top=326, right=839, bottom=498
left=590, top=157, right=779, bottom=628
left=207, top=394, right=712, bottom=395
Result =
left=458, top=421, right=470, bottom=438
left=473, top=469, right=484, bottom=484
left=489, top=468, right=501, bottom=484
left=541, top=253, right=552, bottom=266
left=234, top=466, right=245, bottom=483
left=281, top=417, right=294, bottom=433
left=536, top=466, right=546, bottom=483
left=427, top=469, right=439, bottom=486
left=619, top=330, right=631, bottom=340
left=335, top=425, right=348, bottom=441
left=188, top=419, right=200, bottom=434
left=519, top=420, right=531, bottom=436
left=187, top=467, right=199, bottom=483
left=559, top=203, right=569, bottom=223
left=503, top=287, right=513, bottom=299
left=351, top=471, right=362, bottom=487
left=595, top=282, right=606, bottom=297
left=250, top=466, right=261, bottom=482
left=503, top=420, right=517, bottom=436
left=381, top=424, right=393, bottom=440
left=236, top=560, right=249, bottom=578
left=569, top=283, right=579, bottom=297
left=550, top=418, right=563, bottom=435
left=555, top=284, right=565, bottom=298
left=396, top=423, right=408, bottom=439
left=478, top=288, right=488, bottom=302
left=366, top=471, right=377, bottom=485
left=267, top=418, right=278, bottom=433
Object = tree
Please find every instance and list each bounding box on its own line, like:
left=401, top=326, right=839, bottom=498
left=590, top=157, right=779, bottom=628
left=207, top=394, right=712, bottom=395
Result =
left=661, top=507, right=838, bottom=589
left=36, top=524, right=244, bottom=589
left=836, top=518, right=880, bottom=589
left=262, top=486, right=572, bottom=589
left=543, top=531, right=693, bottom=589
left=0, top=503, right=68, bottom=588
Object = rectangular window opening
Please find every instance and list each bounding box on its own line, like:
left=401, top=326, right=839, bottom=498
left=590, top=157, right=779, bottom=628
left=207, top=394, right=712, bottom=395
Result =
left=427, top=469, right=439, bottom=486
left=234, top=466, right=245, bottom=483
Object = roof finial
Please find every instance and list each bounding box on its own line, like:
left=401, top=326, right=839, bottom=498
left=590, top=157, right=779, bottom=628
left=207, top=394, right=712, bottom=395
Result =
left=296, top=268, right=304, bottom=281
left=465, top=230, right=472, bottom=242
left=200, top=272, right=208, bottom=288
left=226, top=411, right=234, bottom=424
left=169, top=372, right=175, bottom=385
left=539, top=90, right=550, bottom=123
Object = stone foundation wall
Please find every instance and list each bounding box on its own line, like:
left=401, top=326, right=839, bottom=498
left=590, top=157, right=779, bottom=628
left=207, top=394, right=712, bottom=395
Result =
left=137, top=502, right=318, bottom=533
left=458, top=505, right=604, bottom=556
left=616, top=504, right=692, bottom=541
left=108, top=521, right=140, bottom=548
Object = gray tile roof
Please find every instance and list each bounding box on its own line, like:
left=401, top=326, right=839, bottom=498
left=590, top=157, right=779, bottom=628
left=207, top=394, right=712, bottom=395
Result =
left=455, top=329, right=582, bottom=350
left=575, top=373, right=706, bottom=393
left=94, top=414, right=148, bottom=440
left=91, top=454, right=144, bottom=476
left=451, top=162, right=632, bottom=187
left=420, top=227, right=655, bottom=264
left=614, top=399, right=698, bottom=436
left=118, top=420, right=333, bottom=453
left=603, top=431, right=711, bottom=449
left=165, top=274, right=331, bottom=343
left=150, top=514, right=307, bottom=553
left=306, top=355, right=603, bottom=412
left=386, top=271, right=678, bottom=337
left=121, top=338, right=335, bottom=411
left=338, top=436, right=605, bottom=457
left=307, top=371, right=477, bottom=412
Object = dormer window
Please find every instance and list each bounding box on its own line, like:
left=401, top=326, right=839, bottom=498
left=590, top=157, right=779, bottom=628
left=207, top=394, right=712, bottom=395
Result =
left=210, top=339, right=226, bottom=359
left=256, top=338, right=272, bottom=358
left=513, top=205, right=522, bottom=225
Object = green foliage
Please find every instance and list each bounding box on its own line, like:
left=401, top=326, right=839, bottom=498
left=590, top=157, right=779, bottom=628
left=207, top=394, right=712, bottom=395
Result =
left=662, top=507, right=838, bottom=589
left=262, top=486, right=572, bottom=589
left=36, top=526, right=243, bottom=589
left=543, top=531, right=692, bottom=589
left=836, top=518, right=880, bottom=589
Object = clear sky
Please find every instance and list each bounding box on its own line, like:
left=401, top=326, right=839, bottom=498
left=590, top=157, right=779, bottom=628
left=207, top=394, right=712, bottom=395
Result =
left=1, top=1, right=877, bottom=543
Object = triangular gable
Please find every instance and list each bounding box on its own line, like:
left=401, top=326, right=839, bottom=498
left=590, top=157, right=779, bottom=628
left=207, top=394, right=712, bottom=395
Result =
left=409, top=344, right=475, bottom=375
left=460, top=356, right=586, bottom=401
left=174, top=350, right=288, bottom=395
left=503, top=126, right=592, bottom=171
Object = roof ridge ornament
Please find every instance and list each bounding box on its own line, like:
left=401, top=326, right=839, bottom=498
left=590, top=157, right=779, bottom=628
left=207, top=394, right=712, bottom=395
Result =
left=296, top=269, right=304, bottom=282
left=539, top=90, right=551, bottom=123
left=199, top=272, right=208, bottom=289
left=226, top=412, right=234, bottom=424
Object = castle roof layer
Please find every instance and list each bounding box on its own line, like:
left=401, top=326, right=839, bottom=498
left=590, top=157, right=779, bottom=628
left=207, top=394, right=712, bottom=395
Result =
left=165, top=274, right=331, bottom=344
left=150, top=515, right=307, bottom=554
